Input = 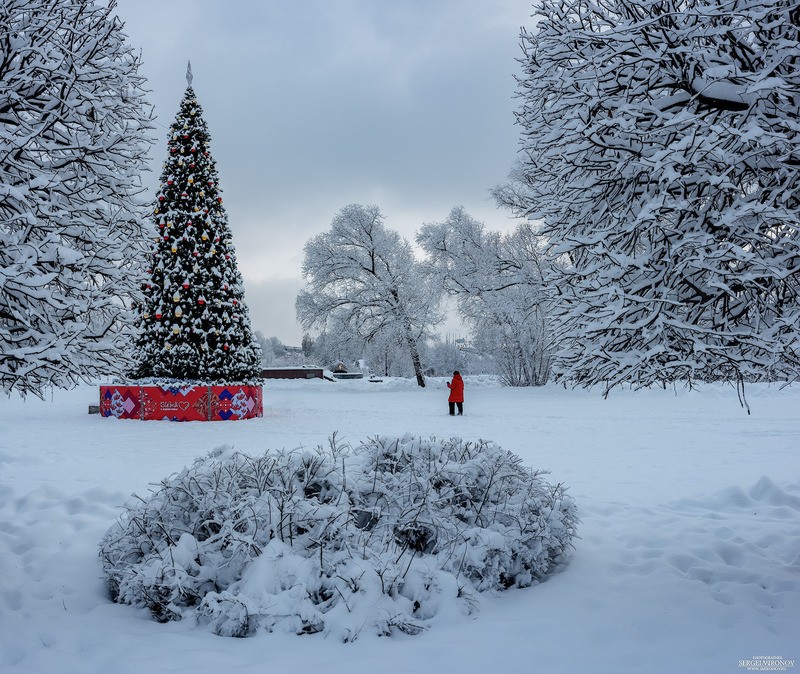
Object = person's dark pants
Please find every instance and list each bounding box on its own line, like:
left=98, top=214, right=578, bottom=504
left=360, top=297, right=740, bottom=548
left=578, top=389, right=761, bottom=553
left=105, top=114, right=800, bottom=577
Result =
left=449, top=402, right=463, bottom=415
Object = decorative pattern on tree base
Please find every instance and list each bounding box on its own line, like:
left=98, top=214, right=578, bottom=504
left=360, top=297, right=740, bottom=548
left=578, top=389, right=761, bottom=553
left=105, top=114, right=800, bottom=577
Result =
left=101, top=386, right=142, bottom=419
left=209, top=386, right=262, bottom=421
left=141, top=386, right=208, bottom=422
left=99, top=385, right=263, bottom=421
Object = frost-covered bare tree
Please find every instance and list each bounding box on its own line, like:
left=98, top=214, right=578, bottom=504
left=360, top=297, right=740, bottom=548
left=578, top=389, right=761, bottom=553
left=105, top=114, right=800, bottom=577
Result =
left=422, top=337, right=470, bottom=378
left=499, top=0, right=800, bottom=395
left=363, top=329, right=417, bottom=378
left=302, top=316, right=367, bottom=371
left=418, top=207, right=551, bottom=386
left=296, top=204, right=443, bottom=387
left=0, top=0, right=153, bottom=397
left=304, top=324, right=416, bottom=377
left=253, top=331, right=286, bottom=367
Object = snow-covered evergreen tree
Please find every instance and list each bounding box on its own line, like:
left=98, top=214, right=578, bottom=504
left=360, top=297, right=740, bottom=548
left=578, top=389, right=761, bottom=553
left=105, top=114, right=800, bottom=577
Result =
left=418, top=207, right=551, bottom=386
left=0, top=0, right=153, bottom=397
left=296, top=204, right=443, bottom=387
left=130, top=65, right=261, bottom=383
left=502, top=0, right=800, bottom=393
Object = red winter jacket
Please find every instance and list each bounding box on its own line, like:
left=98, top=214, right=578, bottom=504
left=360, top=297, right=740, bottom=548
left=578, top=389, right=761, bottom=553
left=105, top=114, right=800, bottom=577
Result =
left=447, top=373, right=464, bottom=403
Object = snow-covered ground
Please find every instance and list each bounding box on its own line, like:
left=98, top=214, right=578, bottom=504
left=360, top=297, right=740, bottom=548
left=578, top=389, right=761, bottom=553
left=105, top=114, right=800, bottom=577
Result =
left=1, top=377, right=798, bottom=674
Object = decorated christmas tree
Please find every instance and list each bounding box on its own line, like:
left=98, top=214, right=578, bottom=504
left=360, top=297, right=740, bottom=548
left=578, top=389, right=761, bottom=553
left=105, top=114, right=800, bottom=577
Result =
left=130, top=63, right=262, bottom=383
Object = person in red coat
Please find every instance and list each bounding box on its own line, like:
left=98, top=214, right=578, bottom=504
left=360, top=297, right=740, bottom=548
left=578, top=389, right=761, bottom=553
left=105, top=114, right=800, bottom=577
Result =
left=447, top=371, right=464, bottom=416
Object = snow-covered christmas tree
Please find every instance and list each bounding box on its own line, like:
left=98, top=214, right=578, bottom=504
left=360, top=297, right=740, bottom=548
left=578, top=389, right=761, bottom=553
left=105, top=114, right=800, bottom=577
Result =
left=130, top=63, right=261, bottom=384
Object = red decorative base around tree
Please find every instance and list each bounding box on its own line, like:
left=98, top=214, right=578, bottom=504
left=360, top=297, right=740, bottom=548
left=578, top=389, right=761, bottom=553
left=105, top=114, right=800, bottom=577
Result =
left=99, top=384, right=263, bottom=421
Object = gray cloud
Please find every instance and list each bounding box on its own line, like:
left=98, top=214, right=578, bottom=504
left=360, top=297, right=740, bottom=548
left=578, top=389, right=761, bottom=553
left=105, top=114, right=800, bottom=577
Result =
left=115, top=0, right=532, bottom=344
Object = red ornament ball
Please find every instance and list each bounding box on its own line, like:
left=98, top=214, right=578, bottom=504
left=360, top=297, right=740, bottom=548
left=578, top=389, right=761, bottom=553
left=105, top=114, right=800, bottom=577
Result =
left=155, top=313, right=162, bottom=319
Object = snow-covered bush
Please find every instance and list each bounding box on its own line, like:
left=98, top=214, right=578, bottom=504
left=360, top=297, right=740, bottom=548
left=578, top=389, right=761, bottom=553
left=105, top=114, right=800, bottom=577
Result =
left=100, top=435, right=577, bottom=640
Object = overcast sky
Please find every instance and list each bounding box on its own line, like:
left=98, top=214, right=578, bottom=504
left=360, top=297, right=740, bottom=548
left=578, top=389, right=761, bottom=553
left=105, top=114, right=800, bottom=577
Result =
left=114, top=0, right=534, bottom=345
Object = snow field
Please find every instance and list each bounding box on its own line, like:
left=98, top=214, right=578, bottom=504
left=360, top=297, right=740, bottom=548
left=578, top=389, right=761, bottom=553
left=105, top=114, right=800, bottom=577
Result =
left=0, top=377, right=798, bottom=673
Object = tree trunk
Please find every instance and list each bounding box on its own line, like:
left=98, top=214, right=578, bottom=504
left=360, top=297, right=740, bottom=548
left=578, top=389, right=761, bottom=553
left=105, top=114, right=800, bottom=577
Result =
left=404, top=329, right=425, bottom=388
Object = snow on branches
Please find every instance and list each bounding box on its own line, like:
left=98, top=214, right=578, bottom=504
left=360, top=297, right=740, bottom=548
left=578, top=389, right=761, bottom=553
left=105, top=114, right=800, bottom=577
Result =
left=418, top=207, right=552, bottom=386
left=296, top=204, right=443, bottom=387
left=99, top=435, right=577, bottom=641
left=0, top=0, right=153, bottom=397
left=506, top=0, right=800, bottom=393
left=128, top=78, right=262, bottom=384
